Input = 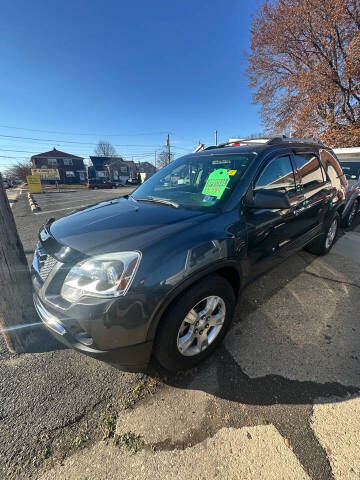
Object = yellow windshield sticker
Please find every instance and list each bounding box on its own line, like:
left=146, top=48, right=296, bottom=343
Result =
left=202, top=168, right=230, bottom=199
left=227, top=169, right=237, bottom=176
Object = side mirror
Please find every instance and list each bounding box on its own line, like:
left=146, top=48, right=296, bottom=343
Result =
left=250, top=189, right=290, bottom=209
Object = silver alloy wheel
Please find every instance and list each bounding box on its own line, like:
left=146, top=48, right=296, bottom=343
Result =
left=325, top=218, right=338, bottom=249
left=177, top=296, right=226, bottom=357
left=348, top=200, right=358, bottom=225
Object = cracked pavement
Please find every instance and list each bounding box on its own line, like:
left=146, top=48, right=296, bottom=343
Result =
left=2, top=193, right=360, bottom=479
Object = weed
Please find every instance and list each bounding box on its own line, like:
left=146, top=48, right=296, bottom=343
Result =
left=259, top=416, right=269, bottom=425
left=115, top=431, right=144, bottom=455
left=119, top=376, right=160, bottom=411
left=102, top=413, right=116, bottom=439
left=74, top=434, right=88, bottom=448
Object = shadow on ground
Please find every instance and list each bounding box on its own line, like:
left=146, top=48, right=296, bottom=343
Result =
left=149, top=247, right=360, bottom=480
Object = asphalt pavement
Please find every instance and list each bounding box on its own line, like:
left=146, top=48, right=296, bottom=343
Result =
left=1, top=190, right=360, bottom=479
left=32, top=186, right=135, bottom=217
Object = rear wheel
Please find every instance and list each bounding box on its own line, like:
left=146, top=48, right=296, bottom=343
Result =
left=343, top=199, right=359, bottom=228
left=305, top=212, right=339, bottom=255
left=154, top=275, right=235, bottom=372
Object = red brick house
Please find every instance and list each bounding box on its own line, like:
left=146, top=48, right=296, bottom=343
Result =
left=31, top=148, right=86, bottom=184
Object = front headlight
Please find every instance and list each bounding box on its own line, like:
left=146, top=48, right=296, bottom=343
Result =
left=61, top=251, right=141, bottom=303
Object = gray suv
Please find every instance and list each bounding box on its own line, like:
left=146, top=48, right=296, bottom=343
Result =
left=32, top=137, right=347, bottom=372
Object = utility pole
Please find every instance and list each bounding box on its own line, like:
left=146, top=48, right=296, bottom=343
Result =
left=166, top=133, right=171, bottom=165
left=0, top=173, right=39, bottom=353
left=214, top=130, right=218, bottom=146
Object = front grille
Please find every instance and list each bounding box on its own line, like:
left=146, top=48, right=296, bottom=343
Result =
left=39, top=255, right=58, bottom=281
left=33, top=243, right=58, bottom=282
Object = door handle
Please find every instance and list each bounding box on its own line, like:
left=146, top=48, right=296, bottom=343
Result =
left=292, top=206, right=306, bottom=216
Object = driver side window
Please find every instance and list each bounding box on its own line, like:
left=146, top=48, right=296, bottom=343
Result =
left=255, top=156, right=296, bottom=194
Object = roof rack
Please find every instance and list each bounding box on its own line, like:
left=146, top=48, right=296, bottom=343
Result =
left=204, top=135, right=324, bottom=150
left=266, top=135, right=325, bottom=146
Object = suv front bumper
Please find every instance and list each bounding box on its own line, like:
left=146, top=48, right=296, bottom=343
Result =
left=33, top=293, right=153, bottom=372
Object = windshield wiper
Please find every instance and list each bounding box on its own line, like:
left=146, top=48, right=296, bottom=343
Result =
left=135, top=196, right=179, bottom=208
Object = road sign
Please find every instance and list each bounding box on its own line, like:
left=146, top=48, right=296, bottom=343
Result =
left=31, top=168, right=60, bottom=180
left=27, top=175, right=43, bottom=193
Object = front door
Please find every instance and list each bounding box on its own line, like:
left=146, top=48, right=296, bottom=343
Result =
left=244, top=154, right=306, bottom=278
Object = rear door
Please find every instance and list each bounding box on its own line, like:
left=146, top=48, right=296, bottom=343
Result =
left=291, top=151, right=332, bottom=241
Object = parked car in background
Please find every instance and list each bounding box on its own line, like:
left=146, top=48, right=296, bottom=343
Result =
left=87, top=178, right=120, bottom=189
left=32, top=137, right=347, bottom=373
left=339, top=161, right=360, bottom=227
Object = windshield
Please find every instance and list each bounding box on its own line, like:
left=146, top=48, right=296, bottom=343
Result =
left=340, top=162, right=360, bottom=180
left=132, top=153, right=256, bottom=211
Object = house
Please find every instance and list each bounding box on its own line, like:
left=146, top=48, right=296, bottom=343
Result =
left=31, top=148, right=86, bottom=184
left=138, top=161, right=157, bottom=176
left=89, top=156, right=131, bottom=183
left=334, top=147, right=360, bottom=162
left=88, top=156, right=157, bottom=183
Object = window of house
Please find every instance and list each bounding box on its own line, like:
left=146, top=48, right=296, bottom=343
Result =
left=255, top=155, right=296, bottom=194
left=65, top=171, right=75, bottom=177
left=48, top=158, right=58, bottom=166
left=294, top=154, right=324, bottom=188
left=63, top=158, right=73, bottom=165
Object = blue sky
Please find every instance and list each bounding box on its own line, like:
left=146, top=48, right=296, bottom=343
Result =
left=0, top=0, right=263, bottom=170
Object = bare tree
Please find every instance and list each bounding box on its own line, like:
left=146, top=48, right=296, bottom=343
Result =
left=157, top=149, right=174, bottom=169
left=94, top=141, right=117, bottom=157
left=5, top=160, right=32, bottom=182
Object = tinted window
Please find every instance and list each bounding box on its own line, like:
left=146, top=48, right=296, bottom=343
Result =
left=294, top=154, right=323, bottom=188
left=339, top=161, right=360, bottom=180
left=255, top=156, right=296, bottom=193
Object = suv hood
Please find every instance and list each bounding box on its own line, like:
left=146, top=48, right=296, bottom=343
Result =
left=48, top=196, right=211, bottom=257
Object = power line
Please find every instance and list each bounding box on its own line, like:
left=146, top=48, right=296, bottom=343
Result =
left=0, top=124, right=172, bottom=137
left=0, top=148, right=160, bottom=157
left=0, top=134, right=168, bottom=148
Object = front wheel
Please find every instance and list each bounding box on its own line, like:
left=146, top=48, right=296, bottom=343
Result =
left=154, top=275, right=235, bottom=372
left=305, top=212, right=339, bottom=255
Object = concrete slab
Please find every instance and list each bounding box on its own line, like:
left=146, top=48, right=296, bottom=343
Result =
left=225, top=240, right=360, bottom=386
left=39, top=425, right=310, bottom=480
left=312, top=396, right=360, bottom=479
left=305, top=232, right=360, bottom=287
left=116, top=384, right=219, bottom=447
left=225, top=278, right=360, bottom=386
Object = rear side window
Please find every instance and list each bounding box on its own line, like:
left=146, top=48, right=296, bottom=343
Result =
left=320, top=149, right=347, bottom=189
left=294, top=154, right=324, bottom=188
left=255, top=155, right=296, bottom=194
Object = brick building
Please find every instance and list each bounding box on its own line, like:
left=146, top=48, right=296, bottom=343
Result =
left=31, top=148, right=86, bottom=184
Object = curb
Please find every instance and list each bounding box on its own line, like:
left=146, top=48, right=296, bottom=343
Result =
left=27, top=193, right=41, bottom=212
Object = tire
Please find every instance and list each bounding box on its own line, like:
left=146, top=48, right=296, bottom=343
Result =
left=305, top=212, right=340, bottom=255
left=154, top=275, right=236, bottom=372
left=342, top=199, right=359, bottom=228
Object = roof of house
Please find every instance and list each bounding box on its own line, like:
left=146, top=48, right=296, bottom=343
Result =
left=31, top=148, right=84, bottom=160
left=139, top=161, right=155, bottom=167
